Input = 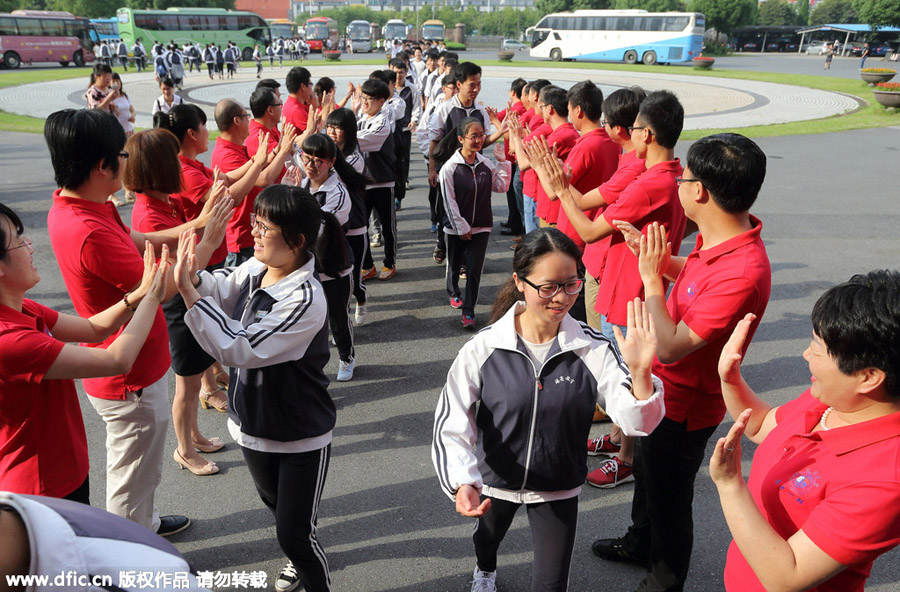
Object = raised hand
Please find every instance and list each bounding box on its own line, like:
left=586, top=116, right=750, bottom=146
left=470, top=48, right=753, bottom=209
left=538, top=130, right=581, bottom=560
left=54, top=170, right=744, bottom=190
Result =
left=146, top=247, right=170, bottom=304
left=253, top=131, right=269, bottom=164
left=541, top=152, right=571, bottom=196
left=455, top=484, right=491, bottom=517
left=174, top=229, right=199, bottom=294
left=492, top=141, right=505, bottom=162
left=199, top=194, right=233, bottom=249
left=613, top=220, right=642, bottom=257
left=614, top=298, right=658, bottom=374
left=637, top=222, right=670, bottom=283
left=718, top=313, right=757, bottom=385
left=279, top=122, right=297, bottom=153
left=709, top=408, right=751, bottom=489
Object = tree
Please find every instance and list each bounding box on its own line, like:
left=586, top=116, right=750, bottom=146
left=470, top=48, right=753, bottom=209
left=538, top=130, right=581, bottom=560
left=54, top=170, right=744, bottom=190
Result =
left=757, top=0, right=797, bottom=25
left=535, top=0, right=572, bottom=14
left=809, top=0, right=857, bottom=24
left=616, top=0, right=684, bottom=10
left=852, top=0, right=900, bottom=28
left=692, top=0, right=757, bottom=34
left=796, top=0, right=810, bottom=25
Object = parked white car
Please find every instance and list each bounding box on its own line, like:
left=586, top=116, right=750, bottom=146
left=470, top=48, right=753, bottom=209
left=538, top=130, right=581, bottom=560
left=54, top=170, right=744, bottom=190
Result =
left=501, top=39, right=528, bottom=51
left=803, top=40, right=830, bottom=55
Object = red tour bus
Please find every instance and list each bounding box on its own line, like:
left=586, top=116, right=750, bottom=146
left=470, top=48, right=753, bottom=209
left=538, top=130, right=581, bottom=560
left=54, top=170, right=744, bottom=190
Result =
left=304, top=16, right=338, bottom=52
left=0, top=10, right=97, bottom=68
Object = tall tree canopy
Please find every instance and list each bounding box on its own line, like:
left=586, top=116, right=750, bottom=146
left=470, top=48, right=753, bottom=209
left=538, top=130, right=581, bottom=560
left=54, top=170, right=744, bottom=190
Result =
left=692, top=0, right=757, bottom=34
left=852, top=0, right=900, bottom=28
left=809, top=0, right=858, bottom=24
left=757, top=0, right=798, bottom=25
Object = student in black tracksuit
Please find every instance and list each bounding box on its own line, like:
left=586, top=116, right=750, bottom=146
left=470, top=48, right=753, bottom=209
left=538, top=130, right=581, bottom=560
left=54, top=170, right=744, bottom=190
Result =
left=432, top=228, right=665, bottom=592
left=389, top=59, right=415, bottom=207
left=176, top=186, right=335, bottom=592
left=434, top=117, right=511, bottom=329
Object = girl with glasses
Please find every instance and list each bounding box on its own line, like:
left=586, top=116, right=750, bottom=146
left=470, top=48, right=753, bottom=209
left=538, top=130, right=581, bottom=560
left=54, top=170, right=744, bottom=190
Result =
left=432, top=227, right=664, bottom=592
left=433, top=117, right=511, bottom=329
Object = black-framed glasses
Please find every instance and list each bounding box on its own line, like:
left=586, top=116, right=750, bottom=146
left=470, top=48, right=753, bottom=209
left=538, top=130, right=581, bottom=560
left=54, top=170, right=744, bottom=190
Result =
left=4, top=237, right=33, bottom=254
left=627, top=125, right=652, bottom=135
left=118, top=151, right=129, bottom=159
left=325, top=125, right=342, bottom=134
left=521, top=276, right=585, bottom=299
left=249, top=213, right=272, bottom=238
left=599, top=119, right=608, bottom=127
left=675, top=177, right=701, bottom=186
left=464, top=132, right=486, bottom=141
left=300, top=154, right=327, bottom=167
left=270, top=102, right=283, bottom=108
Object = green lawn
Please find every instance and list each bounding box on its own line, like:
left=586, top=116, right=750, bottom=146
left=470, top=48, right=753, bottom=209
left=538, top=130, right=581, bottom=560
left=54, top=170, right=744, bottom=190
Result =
left=1, top=61, right=897, bottom=137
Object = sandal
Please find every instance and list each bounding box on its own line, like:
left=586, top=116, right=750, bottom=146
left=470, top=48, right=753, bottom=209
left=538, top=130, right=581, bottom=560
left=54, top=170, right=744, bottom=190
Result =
left=199, top=388, right=228, bottom=413
left=193, top=436, right=225, bottom=453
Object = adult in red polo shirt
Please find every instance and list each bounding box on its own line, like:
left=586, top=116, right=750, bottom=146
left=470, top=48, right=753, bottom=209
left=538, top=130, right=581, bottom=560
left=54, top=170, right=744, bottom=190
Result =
left=531, top=87, right=579, bottom=225
left=495, top=78, right=527, bottom=236
left=0, top=203, right=165, bottom=504
left=593, top=132, right=772, bottom=592
left=282, top=66, right=313, bottom=132
left=44, top=108, right=230, bottom=536
left=712, top=269, right=900, bottom=592
left=211, top=97, right=295, bottom=267
left=507, top=83, right=552, bottom=234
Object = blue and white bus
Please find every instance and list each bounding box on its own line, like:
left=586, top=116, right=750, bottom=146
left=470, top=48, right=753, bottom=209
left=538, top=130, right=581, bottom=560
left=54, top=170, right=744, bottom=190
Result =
left=528, top=9, right=704, bottom=65
left=90, top=17, right=118, bottom=42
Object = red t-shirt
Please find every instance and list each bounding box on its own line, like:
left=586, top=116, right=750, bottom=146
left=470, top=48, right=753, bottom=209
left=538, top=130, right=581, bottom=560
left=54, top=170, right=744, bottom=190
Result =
left=173, top=155, right=227, bottom=265
left=522, top=122, right=552, bottom=199
left=0, top=300, right=89, bottom=497
left=725, top=391, right=900, bottom=591
left=212, top=137, right=259, bottom=252
left=550, top=128, right=619, bottom=238
left=595, top=159, right=686, bottom=325
left=282, top=95, right=310, bottom=132
left=581, top=150, right=646, bottom=279
left=46, top=191, right=171, bottom=400
left=535, top=122, right=580, bottom=224
left=653, top=217, right=771, bottom=429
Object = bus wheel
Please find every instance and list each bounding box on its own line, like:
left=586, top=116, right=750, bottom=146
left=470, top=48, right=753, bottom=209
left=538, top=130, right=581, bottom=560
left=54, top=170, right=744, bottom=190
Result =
left=550, top=48, right=562, bottom=61
left=73, top=51, right=85, bottom=67
left=4, top=52, right=21, bottom=69
left=642, top=51, right=657, bottom=65
left=242, top=47, right=253, bottom=61
left=623, top=50, right=638, bottom=65
left=59, top=61, right=70, bottom=67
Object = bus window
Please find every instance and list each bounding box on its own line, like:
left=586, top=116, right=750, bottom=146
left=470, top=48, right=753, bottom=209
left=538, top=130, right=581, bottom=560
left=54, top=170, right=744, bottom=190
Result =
left=220, top=16, right=238, bottom=30
left=42, top=19, right=64, bottom=36
left=0, top=17, right=18, bottom=35
left=160, top=15, right=178, bottom=30
left=201, top=16, right=217, bottom=31
left=620, top=18, right=635, bottom=30
left=15, top=18, right=42, bottom=35
left=535, top=17, right=549, bottom=29
left=179, top=15, right=201, bottom=29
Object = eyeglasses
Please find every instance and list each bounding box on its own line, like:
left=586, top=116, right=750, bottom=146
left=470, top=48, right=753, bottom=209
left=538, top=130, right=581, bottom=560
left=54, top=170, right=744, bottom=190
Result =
left=300, top=154, right=327, bottom=167
left=270, top=102, right=283, bottom=108
left=119, top=151, right=129, bottom=159
left=360, top=95, right=376, bottom=103
left=249, top=213, right=273, bottom=238
left=325, top=125, right=342, bottom=134
left=599, top=119, right=608, bottom=127
left=464, top=132, right=486, bottom=141
left=627, top=125, right=652, bottom=136
left=675, top=177, right=701, bottom=186
left=5, top=237, right=33, bottom=254
left=520, top=276, right=585, bottom=299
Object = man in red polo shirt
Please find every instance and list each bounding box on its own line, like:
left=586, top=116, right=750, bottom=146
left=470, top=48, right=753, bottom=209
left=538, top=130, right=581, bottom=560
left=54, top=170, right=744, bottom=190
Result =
left=528, top=86, right=579, bottom=227
left=594, top=133, right=772, bottom=592
left=495, top=78, right=527, bottom=237
left=212, top=98, right=295, bottom=267
left=507, top=79, right=552, bottom=234
left=44, top=108, right=231, bottom=537
left=282, top=66, right=312, bottom=131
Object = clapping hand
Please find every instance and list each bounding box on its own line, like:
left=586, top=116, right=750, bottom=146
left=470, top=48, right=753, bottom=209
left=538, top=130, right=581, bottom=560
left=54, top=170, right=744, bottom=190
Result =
left=174, top=229, right=200, bottom=302
left=541, top=151, right=571, bottom=198
left=614, top=298, right=658, bottom=375
left=145, top=244, right=170, bottom=305
left=637, top=222, right=671, bottom=283
left=198, top=193, right=233, bottom=250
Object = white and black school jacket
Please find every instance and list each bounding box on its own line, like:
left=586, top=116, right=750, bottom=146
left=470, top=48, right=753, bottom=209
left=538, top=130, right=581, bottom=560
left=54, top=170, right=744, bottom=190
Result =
left=203, top=47, right=214, bottom=64
left=0, top=492, right=209, bottom=591
left=185, top=257, right=335, bottom=443
left=428, top=95, right=492, bottom=143
left=439, top=150, right=511, bottom=236
left=357, top=105, right=396, bottom=189
left=433, top=302, right=665, bottom=503
left=300, top=171, right=352, bottom=227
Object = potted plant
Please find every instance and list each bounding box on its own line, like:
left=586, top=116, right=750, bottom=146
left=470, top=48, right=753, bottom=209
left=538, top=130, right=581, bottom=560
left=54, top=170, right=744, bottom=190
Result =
left=860, top=67, right=896, bottom=86
left=873, top=81, right=900, bottom=109
left=692, top=56, right=715, bottom=70
left=323, top=49, right=341, bottom=61
left=497, top=50, right=515, bottom=62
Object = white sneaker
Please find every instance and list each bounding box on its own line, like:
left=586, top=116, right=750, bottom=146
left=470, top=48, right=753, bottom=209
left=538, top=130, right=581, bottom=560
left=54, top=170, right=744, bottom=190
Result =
left=355, top=303, right=368, bottom=325
left=471, top=567, right=497, bottom=592
left=337, top=357, right=355, bottom=382
left=274, top=561, right=300, bottom=592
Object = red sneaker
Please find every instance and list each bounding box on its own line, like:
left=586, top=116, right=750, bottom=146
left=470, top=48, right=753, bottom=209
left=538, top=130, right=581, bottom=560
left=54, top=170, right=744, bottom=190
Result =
left=449, top=296, right=463, bottom=309
left=586, top=457, right=634, bottom=489
left=361, top=267, right=376, bottom=281
left=587, top=434, right=621, bottom=456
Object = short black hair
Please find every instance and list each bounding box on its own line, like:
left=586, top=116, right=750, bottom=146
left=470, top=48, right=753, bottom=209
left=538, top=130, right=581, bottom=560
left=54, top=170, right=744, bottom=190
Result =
left=93, top=63, right=112, bottom=76
left=567, top=80, right=603, bottom=121
left=455, top=61, right=481, bottom=83
left=812, top=269, right=900, bottom=399
left=686, top=133, right=766, bottom=214
left=249, top=87, right=279, bottom=118
left=254, top=185, right=321, bottom=255
left=425, top=50, right=440, bottom=61
left=540, top=85, right=568, bottom=118
left=159, top=77, right=175, bottom=89
left=388, top=57, right=407, bottom=71
left=443, top=51, right=459, bottom=61
left=602, top=87, right=646, bottom=129
left=256, top=78, right=281, bottom=92
left=361, top=78, right=389, bottom=101
left=313, top=76, right=335, bottom=101
left=285, top=66, right=311, bottom=94
left=44, top=109, right=125, bottom=190
left=442, top=58, right=458, bottom=72
left=510, top=78, right=526, bottom=99
left=441, top=73, right=456, bottom=87
left=637, top=90, right=683, bottom=149
left=368, top=69, right=393, bottom=87
left=529, top=79, right=552, bottom=97
left=0, top=202, right=24, bottom=261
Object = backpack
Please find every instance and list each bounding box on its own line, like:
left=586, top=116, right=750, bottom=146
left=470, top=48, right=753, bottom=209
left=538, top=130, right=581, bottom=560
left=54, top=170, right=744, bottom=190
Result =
left=170, top=51, right=181, bottom=65
left=155, top=55, right=167, bottom=77
left=133, top=44, right=143, bottom=57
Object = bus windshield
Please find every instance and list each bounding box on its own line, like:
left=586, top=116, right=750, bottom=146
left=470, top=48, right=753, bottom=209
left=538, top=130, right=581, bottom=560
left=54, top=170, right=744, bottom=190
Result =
left=384, top=24, right=405, bottom=39
left=306, top=22, right=328, bottom=40
left=348, top=23, right=370, bottom=39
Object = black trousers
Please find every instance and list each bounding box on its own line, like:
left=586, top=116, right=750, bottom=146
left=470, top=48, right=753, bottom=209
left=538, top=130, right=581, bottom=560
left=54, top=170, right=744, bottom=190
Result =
left=504, top=163, right=524, bottom=234
left=362, top=187, right=396, bottom=269
left=321, top=275, right=354, bottom=363
left=394, top=131, right=411, bottom=203
left=445, top=232, right=489, bottom=318
left=474, top=496, right=579, bottom=592
left=623, top=417, right=718, bottom=591
left=63, top=475, right=90, bottom=505
left=428, top=183, right=440, bottom=226
left=346, top=233, right=368, bottom=305
left=242, top=445, right=332, bottom=592
left=434, top=185, right=446, bottom=251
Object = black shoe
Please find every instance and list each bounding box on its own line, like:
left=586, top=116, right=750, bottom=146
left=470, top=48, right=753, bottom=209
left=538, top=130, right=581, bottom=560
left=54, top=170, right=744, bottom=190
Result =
left=500, top=227, right=522, bottom=236
left=500, top=221, right=511, bottom=229
left=433, top=247, right=446, bottom=265
left=156, top=515, right=191, bottom=537
left=591, top=537, right=649, bottom=568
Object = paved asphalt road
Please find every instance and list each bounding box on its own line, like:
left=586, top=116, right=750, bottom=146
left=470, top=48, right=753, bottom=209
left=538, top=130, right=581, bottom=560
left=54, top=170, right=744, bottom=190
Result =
left=1, top=54, right=900, bottom=591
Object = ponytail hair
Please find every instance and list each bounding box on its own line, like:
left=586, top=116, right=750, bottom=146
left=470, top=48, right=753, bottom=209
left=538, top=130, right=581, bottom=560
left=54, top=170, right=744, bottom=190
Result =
left=153, top=103, right=206, bottom=144
left=314, top=210, right=351, bottom=279
left=489, top=228, right=583, bottom=324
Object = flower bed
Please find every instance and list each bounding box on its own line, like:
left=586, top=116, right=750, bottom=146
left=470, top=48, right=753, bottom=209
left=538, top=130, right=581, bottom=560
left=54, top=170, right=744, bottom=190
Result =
left=323, top=50, right=341, bottom=61
left=498, top=50, right=515, bottom=62
left=692, top=56, right=715, bottom=70
left=873, top=82, right=900, bottom=109
left=860, top=68, right=896, bottom=86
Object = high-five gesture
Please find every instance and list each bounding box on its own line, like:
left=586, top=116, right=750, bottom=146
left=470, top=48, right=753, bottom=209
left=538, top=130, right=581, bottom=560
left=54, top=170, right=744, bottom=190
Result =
left=637, top=221, right=671, bottom=283
left=615, top=298, right=658, bottom=375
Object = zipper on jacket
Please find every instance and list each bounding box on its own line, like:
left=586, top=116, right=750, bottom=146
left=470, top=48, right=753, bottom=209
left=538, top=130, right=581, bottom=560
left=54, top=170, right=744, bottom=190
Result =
left=519, top=348, right=567, bottom=493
